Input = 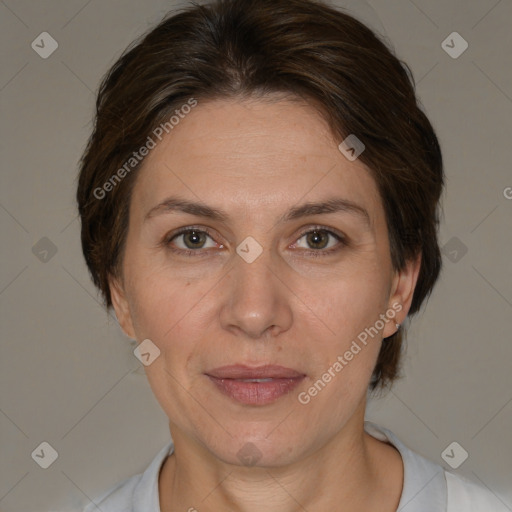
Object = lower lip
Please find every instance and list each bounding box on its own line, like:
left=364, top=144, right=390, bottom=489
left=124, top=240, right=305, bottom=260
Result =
left=207, top=376, right=305, bottom=405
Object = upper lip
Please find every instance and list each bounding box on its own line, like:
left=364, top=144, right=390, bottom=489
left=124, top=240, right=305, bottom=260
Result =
left=206, top=365, right=305, bottom=379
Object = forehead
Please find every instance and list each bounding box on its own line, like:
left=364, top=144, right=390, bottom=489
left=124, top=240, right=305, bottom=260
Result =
left=131, top=97, right=382, bottom=222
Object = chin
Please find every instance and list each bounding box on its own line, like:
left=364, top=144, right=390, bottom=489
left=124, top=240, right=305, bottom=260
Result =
left=195, top=422, right=309, bottom=469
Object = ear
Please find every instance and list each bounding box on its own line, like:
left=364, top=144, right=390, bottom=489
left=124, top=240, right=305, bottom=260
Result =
left=109, top=274, right=136, bottom=340
left=382, top=252, right=422, bottom=338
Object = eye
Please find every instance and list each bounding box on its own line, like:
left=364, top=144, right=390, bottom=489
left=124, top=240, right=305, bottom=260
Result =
left=162, top=227, right=221, bottom=256
left=162, top=225, right=347, bottom=258
left=292, top=227, right=347, bottom=257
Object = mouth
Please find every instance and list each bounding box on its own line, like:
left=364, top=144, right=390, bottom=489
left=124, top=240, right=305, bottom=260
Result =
left=205, top=365, right=306, bottom=405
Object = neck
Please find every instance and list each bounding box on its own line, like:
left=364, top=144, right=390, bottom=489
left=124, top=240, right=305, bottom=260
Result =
left=159, top=406, right=403, bottom=512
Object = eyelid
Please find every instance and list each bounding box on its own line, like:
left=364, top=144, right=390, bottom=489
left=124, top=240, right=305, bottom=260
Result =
left=295, top=225, right=346, bottom=243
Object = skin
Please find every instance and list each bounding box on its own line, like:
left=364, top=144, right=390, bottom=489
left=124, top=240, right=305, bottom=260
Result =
left=109, top=96, right=421, bottom=512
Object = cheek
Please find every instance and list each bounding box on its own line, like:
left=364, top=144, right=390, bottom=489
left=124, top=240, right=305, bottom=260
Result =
left=125, top=267, right=213, bottom=363
left=297, top=260, right=390, bottom=338
left=302, top=282, right=386, bottom=405
left=123, top=270, right=176, bottom=343
left=296, top=264, right=391, bottom=394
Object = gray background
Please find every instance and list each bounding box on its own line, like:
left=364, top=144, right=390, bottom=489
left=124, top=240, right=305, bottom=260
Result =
left=1, top=0, right=511, bottom=510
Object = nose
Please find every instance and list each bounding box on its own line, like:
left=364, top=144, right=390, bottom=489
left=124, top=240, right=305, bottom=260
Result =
left=219, top=246, right=293, bottom=340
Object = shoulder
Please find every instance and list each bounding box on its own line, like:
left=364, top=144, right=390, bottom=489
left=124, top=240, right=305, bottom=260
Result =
left=445, top=471, right=510, bottom=512
left=82, top=440, right=174, bottom=512
left=364, top=422, right=508, bottom=512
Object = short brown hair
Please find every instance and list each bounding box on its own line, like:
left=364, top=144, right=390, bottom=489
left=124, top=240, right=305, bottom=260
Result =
left=77, top=0, right=444, bottom=390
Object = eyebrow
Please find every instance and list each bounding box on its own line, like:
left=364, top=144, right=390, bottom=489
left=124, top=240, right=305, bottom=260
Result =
left=144, top=195, right=371, bottom=227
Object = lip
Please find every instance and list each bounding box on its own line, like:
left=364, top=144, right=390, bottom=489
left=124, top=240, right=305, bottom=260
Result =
left=207, top=364, right=305, bottom=379
left=205, top=365, right=306, bottom=405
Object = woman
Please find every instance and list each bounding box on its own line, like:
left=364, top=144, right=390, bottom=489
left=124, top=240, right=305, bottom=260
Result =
left=78, top=0, right=504, bottom=510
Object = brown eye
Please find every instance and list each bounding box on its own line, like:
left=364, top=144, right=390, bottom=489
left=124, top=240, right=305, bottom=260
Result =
left=181, top=230, right=208, bottom=249
left=305, top=230, right=330, bottom=249
left=293, top=227, right=347, bottom=257
left=163, top=227, right=218, bottom=256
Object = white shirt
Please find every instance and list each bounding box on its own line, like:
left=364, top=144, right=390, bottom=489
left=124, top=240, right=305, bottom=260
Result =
left=83, top=422, right=506, bottom=511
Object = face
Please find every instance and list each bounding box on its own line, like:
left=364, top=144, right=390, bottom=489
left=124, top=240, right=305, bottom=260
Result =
left=110, top=96, right=420, bottom=467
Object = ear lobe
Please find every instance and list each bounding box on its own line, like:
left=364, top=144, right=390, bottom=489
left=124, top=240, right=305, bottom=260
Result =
left=383, top=252, right=422, bottom=338
left=109, top=275, right=136, bottom=340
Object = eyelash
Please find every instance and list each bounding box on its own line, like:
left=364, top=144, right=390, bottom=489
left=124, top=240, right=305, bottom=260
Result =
left=161, top=225, right=347, bottom=258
